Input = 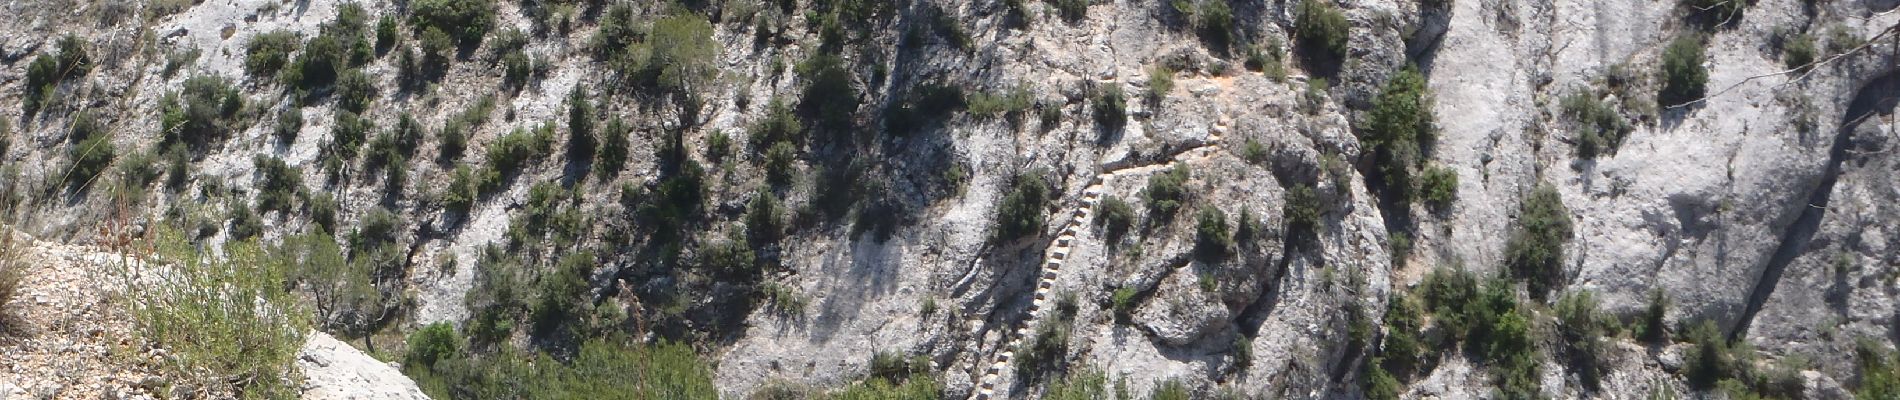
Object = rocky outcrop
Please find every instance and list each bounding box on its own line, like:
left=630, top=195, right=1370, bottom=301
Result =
left=296, top=332, right=432, bottom=400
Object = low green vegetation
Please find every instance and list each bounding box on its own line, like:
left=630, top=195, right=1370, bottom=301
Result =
left=410, top=0, right=496, bottom=45
left=1097, top=196, right=1135, bottom=243
left=1142, top=164, right=1191, bottom=221
left=1193, top=206, right=1231, bottom=262
left=1504, top=184, right=1573, bottom=299
left=120, top=229, right=309, bottom=399
left=1418, top=164, right=1458, bottom=210
left=1562, top=90, right=1634, bottom=158
left=1781, top=31, right=1815, bottom=72
left=1361, top=65, right=1434, bottom=204
left=994, top=170, right=1051, bottom=242
left=1092, top=83, right=1127, bottom=131
left=1659, top=34, right=1709, bottom=107
left=245, top=30, right=301, bottom=79
left=159, top=75, right=244, bottom=152
left=1294, top=0, right=1349, bottom=74
left=23, top=36, right=91, bottom=116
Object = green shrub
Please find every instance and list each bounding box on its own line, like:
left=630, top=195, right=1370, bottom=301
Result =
left=1684, top=319, right=1753, bottom=390
left=994, top=170, right=1051, bottom=242
left=1363, top=65, right=1433, bottom=202
left=1050, top=0, right=1089, bottom=22
left=253, top=156, right=302, bottom=214
left=1856, top=340, right=1900, bottom=399
left=565, top=89, right=597, bottom=164
left=274, top=108, right=303, bottom=142
left=797, top=53, right=860, bottom=136
left=0, top=228, right=21, bottom=311
left=121, top=229, right=308, bottom=399
left=1097, top=196, right=1135, bottom=243
left=160, top=75, right=243, bottom=151
left=21, top=55, right=57, bottom=116
left=1283, top=183, right=1321, bottom=237
left=440, top=96, right=495, bottom=162
left=1294, top=0, right=1349, bottom=72
left=1555, top=290, right=1607, bottom=389
left=764, top=141, right=798, bottom=187
left=54, top=35, right=92, bottom=77
left=1110, top=287, right=1138, bottom=322
left=1418, top=164, right=1458, bottom=210
left=1683, top=0, right=1746, bottom=26
left=443, top=165, right=481, bottom=215
left=1193, top=206, right=1231, bottom=262
left=1147, top=65, right=1175, bottom=101
left=747, top=189, right=785, bottom=246
left=1363, top=360, right=1402, bottom=400
left=334, top=68, right=376, bottom=113
left=751, top=98, right=803, bottom=149
left=502, top=50, right=530, bottom=89
left=1827, top=24, right=1866, bottom=56
left=1782, top=32, right=1815, bottom=71
left=1092, top=83, right=1127, bottom=131
left=405, top=323, right=461, bottom=369
left=1149, top=379, right=1191, bottom=400
left=699, top=231, right=757, bottom=275
left=966, top=86, right=1033, bottom=120
left=1194, top=0, right=1234, bottom=49
left=375, top=14, right=398, bottom=50
left=1562, top=90, right=1633, bottom=158
left=705, top=130, right=732, bottom=164
left=418, top=27, right=454, bottom=74
left=1016, top=314, right=1073, bottom=382
left=531, top=251, right=592, bottom=337
left=408, top=338, right=717, bottom=399
left=1504, top=184, right=1573, bottom=299
left=1659, top=34, right=1708, bottom=107
left=67, top=135, right=116, bottom=189
left=307, top=193, right=339, bottom=233
left=597, top=118, right=631, bottom=178
left=330, top=110, right=374, bottom=160
left=591, top=4, right=641, bottom=58
left=1143, top=164, right=1192, bottom=220
left=245, top=30, right=301, bottom=78
left=1419, top=265, right=1479, bottom=341
left=1636, top=289, right=1670, bottom=343
left=1378, top=296, right=1426, bottom=377
left=411, top=0, right=495, bottom=44
left=486, top=126, right=553, bottom=177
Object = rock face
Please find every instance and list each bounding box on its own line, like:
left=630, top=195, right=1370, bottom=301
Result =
left=2, top=0, right=1900, bottom=398
left=297, top=332, right=432, bottom=400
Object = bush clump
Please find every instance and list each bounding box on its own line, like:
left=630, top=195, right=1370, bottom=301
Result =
left=67, top=135, right=117, bottom=189
left=1781, top=31, right=1815, bottom=72
left=1361, top=65, right=1434, bottom=203
left=1418, top=164, right=1458, bottom=210
left=485, top=126, right=553, bottom=178
left=1143, top=164, right=1192, bottom=220
left=121, top=229, right=309, bottom=399
left=245, top=30, right=301, bottom=79
left=410, top=0, right=496, bottom=45
left=1562, top=90, right=1633, bottom=158
left=1504, top=184, right=1573, bottom=299
left=1659, top=34, right=1709, bottom=107
left=1294, top=0, right=1349, bottom=74
left=1097, top=196, right=1136, bottom=243
left=159, top=75, right=244, bottom=152
left=1092, top=83, right=1127, bottom=131
left=993, top=170, right=1051, bottom=242
left=1193, top=205, right=1231, bottom=262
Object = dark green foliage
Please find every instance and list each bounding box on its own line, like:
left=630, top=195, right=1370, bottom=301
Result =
left=1364, top=360, right=1402, bottom=400
left=1146, top=66, right=1174, bottom=101
left=227, top=201, right=262, bottom=241
left=1419, top=266, right=1479, bottom=340
left=418, top=27, right=454, bottom=74
left=274, top=108, right=303, bottom=142
left=330, top=111, right=374, bottom=161
left=797, top=54, right=860, bottom=137
left=286, top=9, right=374, bottom=94
left=1856, top=341, right=1900, bottom=400
left=253, top=156, right=302, bottom=214
left=405, top=323, right=461, bottom=369
left=1504, top=184, right=1573, bottom=300
left=1015, top=316, right=1072, bottom=382
left=1294, top=0, right=1349, bottom=73
left=1050, top=0, right=1088, bottom=22
left=1283, top=183, right=1321, bottom=237
left=1683, top=319, right=1753, bottom=390
left=1092, top=83, right=1127, bottom=131
left=502, top=50, right=530, bottom=89
left=1683, top=0, right=1747, bottom=27
left=54, top=35, right=92, bottom=78
left=1554, top=290, right=1607, bottom=390
left=566, top=89, right=597, bottom=165
left=764, top=141, right=798, bottom=187
left=1419, top=164, right=1458, bottom=210
left=1193, top=206, right=1231, bottom=262
left=1149, top=380, right=1190, bottom=400
left=334, top=69, right=376, bottom=113
left=67, top=111, right=104, bottom=144
left=308, top=193, right=339, bottom=233
left=439, top=96, right=495, bottom=163
left=1362, top=65, right=1434, bottom=203
left=1636, top=289, right=1670, bottom=343
left=994, top=170, right=1050, bottom=243
left=485, top=126, right=553, bottom=178
left=1562, top=90, right=1633, bottom=158
left=410, top=0, right=496, bottom=44
left=531, top=251, right=592, bottom=337
left=885, top=82, right=966, bottom=136
left=966, top=86, right=1033, bottom=121
left=1097, top=196, right=1135, bottom=243
left=750, top=98, right=803, bottom=149
left=705, top=131, right=731, bottom=164
left=1193, top=0, right=1234, bottom=49
left=591, top=4, right=639, bottom=57
left=699, top=231, right=756, bottom=275
left=746, top=189, right=785, bottom=246
left=509, top=182, right=584, bottom=248
left=1380, top=296, right=1426, bottom=377
left=1110, top=287, right=1138, bottom=322
left=351, top=207, right=402, bottom=256
left=1660, top=34, right=1709, bottom=107
left=365, top=130, right=409, bottom=190
left=596, top=118, right=631, bottom=179
left=407, top=338, right=716, bottom=400
left=1143, top=164, right=1191, bottom=220
left=245, top=30, right=301, bottom=78
left=67, top=135, right=116, bottom=189
left=442, top=165, right=482, bottom=215
left=376, top=15, right=398, bottom=50
left=160, top=75, right=243, bottom=151
left=1782, top=32, right=1815, bottom=72
left=22, top=55, right=58, bottom=116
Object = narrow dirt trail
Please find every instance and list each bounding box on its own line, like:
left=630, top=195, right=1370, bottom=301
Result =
left=969, top=128, right=1228, bottom=399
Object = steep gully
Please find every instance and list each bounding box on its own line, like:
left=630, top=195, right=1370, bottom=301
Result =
left=1730, top=71, right=1900, bottom=340
left=966, top=129, right=1231, bottom=399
